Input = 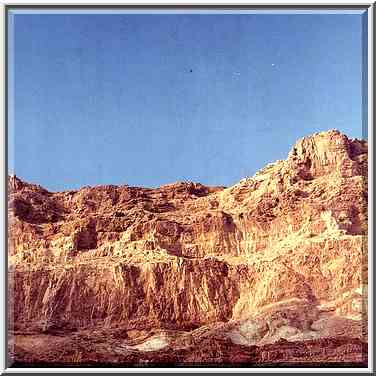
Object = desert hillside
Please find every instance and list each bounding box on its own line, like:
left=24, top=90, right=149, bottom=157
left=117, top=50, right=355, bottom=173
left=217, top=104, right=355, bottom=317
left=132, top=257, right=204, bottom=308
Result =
left=8, top=129, right=368, bottom=366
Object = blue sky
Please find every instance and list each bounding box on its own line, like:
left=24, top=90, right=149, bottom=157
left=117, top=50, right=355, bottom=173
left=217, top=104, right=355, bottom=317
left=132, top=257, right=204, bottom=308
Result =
left=8, top=10, right=367, bottom=191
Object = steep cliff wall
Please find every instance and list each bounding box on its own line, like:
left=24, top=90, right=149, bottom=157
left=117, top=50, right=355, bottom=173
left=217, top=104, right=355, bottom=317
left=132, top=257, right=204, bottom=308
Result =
left=8, top=130, right=368, bottom=365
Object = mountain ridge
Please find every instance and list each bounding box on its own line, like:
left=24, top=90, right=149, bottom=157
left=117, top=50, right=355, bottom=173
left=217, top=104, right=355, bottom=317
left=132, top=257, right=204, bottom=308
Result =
left=8, top=129, right=368, bottom=366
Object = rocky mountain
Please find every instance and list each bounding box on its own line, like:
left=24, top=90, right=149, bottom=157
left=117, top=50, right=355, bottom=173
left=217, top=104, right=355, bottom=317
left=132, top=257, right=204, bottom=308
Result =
left=8, top=130, right=368, bottom=367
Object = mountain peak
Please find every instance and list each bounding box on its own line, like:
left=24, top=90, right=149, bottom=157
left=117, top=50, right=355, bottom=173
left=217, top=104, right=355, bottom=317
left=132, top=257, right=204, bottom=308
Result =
left=8, top=131, right=368, bottom=365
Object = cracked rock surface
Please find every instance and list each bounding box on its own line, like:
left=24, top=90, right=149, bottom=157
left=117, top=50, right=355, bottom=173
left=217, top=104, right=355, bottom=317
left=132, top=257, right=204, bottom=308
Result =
left=8, top=130, right=368, bottom=366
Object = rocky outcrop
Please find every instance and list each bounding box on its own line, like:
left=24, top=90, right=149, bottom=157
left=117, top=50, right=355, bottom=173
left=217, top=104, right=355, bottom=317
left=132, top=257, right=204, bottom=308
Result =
left=8, top=130, right=368, bottom=366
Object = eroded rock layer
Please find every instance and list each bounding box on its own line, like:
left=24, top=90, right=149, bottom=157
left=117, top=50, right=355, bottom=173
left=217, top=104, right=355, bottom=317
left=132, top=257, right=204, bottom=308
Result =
left=8, top=130, right=368, bottom=366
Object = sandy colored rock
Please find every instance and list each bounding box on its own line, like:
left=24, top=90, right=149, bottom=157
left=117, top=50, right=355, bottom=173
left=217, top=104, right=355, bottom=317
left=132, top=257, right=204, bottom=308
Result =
left=8, top=130, right=368, bottom=366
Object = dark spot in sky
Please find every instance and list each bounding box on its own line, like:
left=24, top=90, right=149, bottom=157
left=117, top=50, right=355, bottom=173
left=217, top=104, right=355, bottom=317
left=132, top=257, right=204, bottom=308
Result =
left=190, top=69, right=193, bottom=73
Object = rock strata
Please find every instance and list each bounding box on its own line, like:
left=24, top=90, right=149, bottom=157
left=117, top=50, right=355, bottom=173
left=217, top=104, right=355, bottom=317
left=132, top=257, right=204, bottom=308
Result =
left=8, top=130, right=368, bottom=366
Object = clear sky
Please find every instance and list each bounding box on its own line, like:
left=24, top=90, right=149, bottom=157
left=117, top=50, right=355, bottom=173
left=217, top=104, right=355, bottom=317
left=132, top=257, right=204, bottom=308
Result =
left=8, top=10, right=367, bottom=192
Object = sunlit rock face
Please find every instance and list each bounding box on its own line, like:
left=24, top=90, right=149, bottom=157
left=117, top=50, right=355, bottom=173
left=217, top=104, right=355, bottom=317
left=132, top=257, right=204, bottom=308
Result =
left=8, top=130, right=368, bottom=366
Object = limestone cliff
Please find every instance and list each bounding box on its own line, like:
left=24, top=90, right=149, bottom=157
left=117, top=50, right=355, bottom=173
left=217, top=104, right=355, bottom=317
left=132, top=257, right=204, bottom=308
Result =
left=8, top=130, right=368, bottom=366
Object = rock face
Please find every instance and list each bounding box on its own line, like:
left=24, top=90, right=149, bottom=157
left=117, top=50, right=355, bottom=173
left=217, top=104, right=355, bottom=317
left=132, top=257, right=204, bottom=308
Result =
left=8, top=130, right=368, bottom=366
